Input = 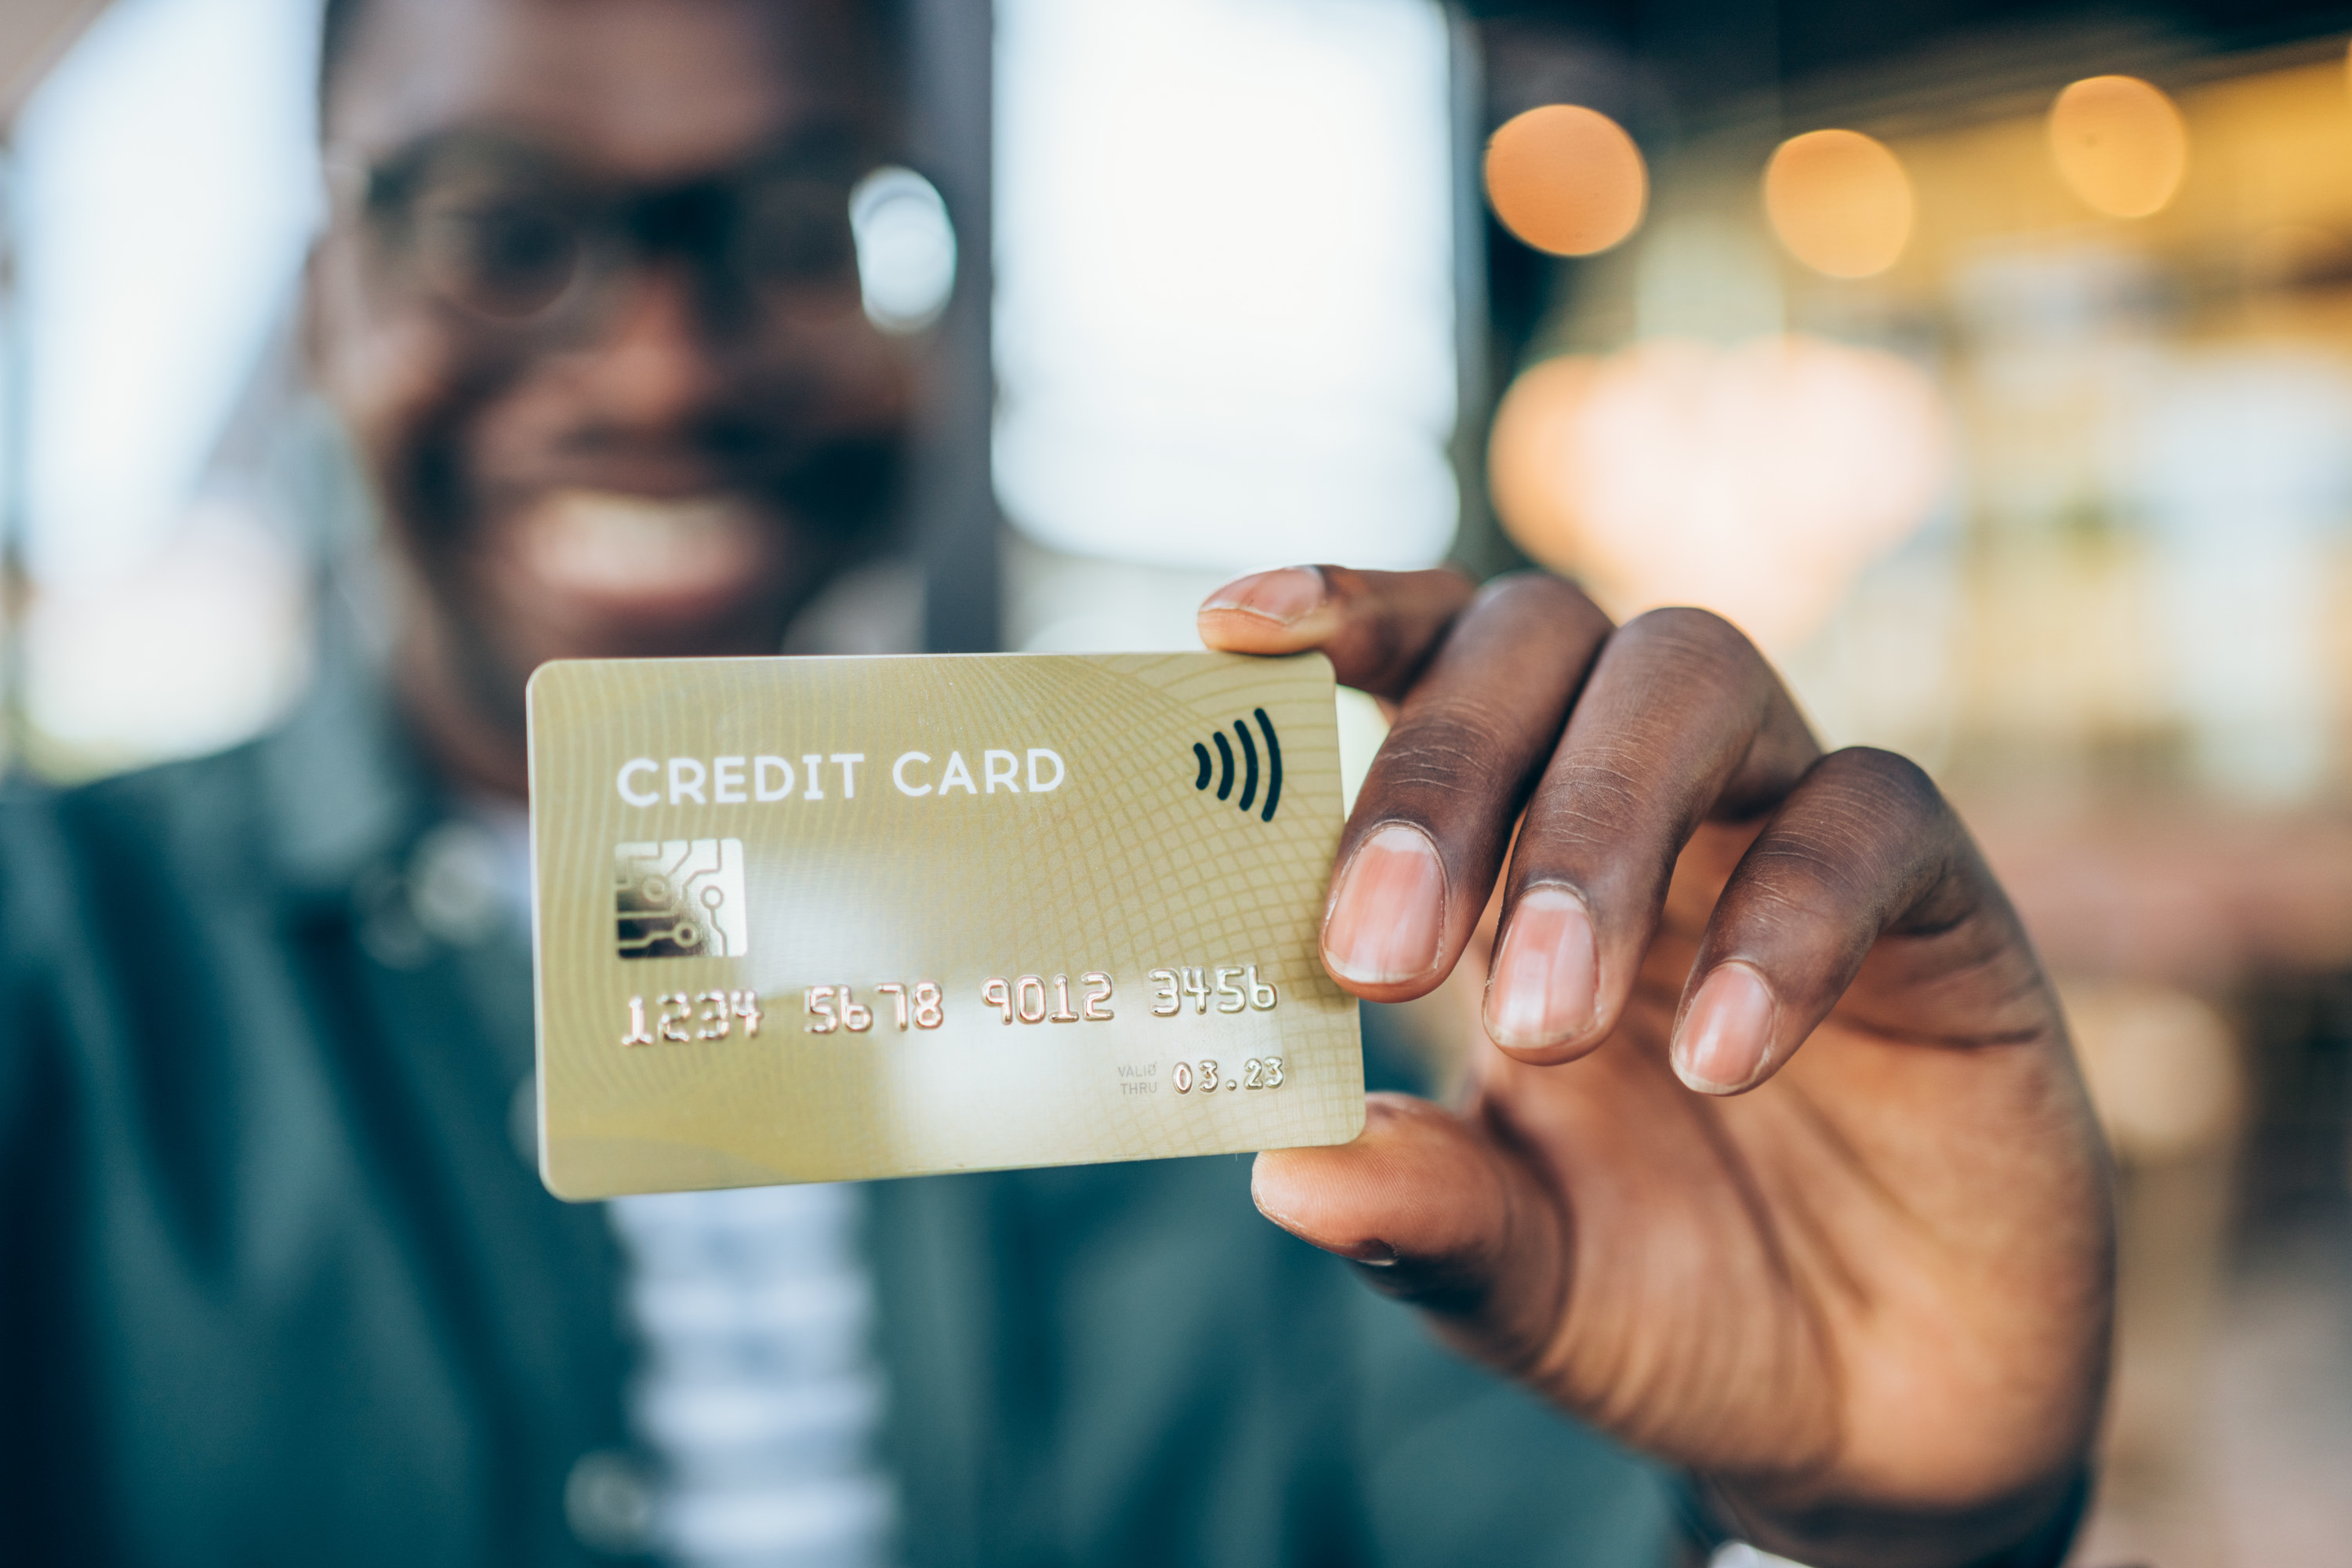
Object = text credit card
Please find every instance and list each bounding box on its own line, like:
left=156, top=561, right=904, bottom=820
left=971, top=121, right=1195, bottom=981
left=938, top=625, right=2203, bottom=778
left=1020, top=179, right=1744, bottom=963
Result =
left=527, top=651, right=1366, bottom=1198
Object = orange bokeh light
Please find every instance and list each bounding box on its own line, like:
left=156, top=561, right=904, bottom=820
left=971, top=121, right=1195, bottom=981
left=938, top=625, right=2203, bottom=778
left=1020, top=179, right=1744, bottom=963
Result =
left=2049, top=74, right=2188, bottom=219
left=1763, top=129, right=1915, bottom=278
left=1483, top=104, right=1647, bottom=257
left=1488, top=336, right=1950, bottom=650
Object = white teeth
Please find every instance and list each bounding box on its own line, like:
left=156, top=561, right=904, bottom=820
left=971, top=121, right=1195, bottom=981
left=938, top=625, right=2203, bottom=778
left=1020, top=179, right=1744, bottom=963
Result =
left=517, top=489, right=768, bottom=604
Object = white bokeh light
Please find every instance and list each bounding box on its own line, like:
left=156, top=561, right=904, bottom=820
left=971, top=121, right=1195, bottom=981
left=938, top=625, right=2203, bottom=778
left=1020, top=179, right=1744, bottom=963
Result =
left=850, top=165, right=956, bottom=333
left=993, top=0, right=1458, bottom=575
left=18, top=0, right=321, bottom=586
left=11, top=0, right=321, bottom=771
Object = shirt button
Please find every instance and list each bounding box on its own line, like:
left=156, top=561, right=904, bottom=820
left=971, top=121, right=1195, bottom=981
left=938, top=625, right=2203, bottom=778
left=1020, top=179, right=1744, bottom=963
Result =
left=565, top=1448, right=656, bottom=1555
left=408, top=820, right=510, bottom=946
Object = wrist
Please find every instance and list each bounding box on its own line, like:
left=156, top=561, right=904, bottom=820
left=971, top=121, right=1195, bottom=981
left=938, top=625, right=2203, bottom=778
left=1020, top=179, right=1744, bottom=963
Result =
left=1682, top=1465, right=2093, bottom=1568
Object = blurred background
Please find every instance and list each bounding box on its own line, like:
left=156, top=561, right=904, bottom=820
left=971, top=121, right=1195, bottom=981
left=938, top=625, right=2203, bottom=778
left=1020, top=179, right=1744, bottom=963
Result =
left=5, top=0, right=2352, bottom=1560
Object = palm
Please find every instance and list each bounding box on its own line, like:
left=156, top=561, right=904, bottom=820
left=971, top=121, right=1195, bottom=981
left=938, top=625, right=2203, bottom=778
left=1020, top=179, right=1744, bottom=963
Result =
left=1457, top=822, right=2107, bottom=1509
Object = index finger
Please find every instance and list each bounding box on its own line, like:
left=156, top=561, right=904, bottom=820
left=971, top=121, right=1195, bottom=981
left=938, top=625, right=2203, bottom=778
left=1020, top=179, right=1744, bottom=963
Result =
left=1203, top=565, right=1616, bottom=1004
left=1197, top=565, right=1476, bottom=700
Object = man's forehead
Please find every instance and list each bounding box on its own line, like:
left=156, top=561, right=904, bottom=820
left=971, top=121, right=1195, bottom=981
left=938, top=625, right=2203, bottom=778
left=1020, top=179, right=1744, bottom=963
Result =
left=328, top=0, right=884, bottom=178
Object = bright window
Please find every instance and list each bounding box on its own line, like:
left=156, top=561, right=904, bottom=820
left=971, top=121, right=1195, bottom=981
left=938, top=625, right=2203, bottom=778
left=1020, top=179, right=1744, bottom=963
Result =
left=993, top=0, right=1459, bottom=575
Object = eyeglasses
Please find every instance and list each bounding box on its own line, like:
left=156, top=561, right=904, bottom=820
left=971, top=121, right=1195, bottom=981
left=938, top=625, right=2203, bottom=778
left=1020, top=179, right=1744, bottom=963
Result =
left=332, top=131, right=880, bottom=331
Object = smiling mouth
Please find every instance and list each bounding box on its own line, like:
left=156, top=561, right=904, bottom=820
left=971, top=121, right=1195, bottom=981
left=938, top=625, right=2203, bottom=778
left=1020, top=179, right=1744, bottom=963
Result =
left=505, top=488, right=778, bottom=624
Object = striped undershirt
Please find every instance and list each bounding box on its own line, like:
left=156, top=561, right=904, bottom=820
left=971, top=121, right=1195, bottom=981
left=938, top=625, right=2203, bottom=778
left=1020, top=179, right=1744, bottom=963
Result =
left=608, top=1186, right=897, bottom=1567
left=463, top=791, right=899, bottom=1568
left=495, top=562, right=922, bottom=1566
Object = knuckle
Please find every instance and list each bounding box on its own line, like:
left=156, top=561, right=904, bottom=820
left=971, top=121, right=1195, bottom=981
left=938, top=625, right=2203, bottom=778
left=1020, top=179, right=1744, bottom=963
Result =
left=1622, top=604, right=1751, bottom=653
left=1816, top=746, right=1944, bottom=822
left=1379, top=705, right=1526, bottom=795
left=1311, top=564, right=1369, bottom=615
left=1520, top=753, right=1672, bottom=880
left=1617, top=606, right=1766, bottom=684
left=1549, top=747, right=1648, bottom=818
left=1778, top=749, right=1965, bottom=920
left=1360, top=564, right=1475, bottom=608
left=1473, top=569, right=1605, bottom=624
left=1744, top=820, right=1880, bottom=906
left=1327, top=566, right=1478, bottom=691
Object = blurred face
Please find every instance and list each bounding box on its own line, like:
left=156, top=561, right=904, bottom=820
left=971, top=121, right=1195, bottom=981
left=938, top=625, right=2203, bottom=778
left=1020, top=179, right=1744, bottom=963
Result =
left=310, top=0, right=913, bottom=749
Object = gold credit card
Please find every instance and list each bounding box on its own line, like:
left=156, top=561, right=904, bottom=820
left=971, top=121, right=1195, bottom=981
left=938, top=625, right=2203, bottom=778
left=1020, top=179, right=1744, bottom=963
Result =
left=527, top=651, right=1365, bottom=1199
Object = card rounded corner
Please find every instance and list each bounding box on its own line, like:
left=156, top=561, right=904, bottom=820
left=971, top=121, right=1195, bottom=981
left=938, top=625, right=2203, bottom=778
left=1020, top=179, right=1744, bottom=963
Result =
left=536, top=1145, right=606, bottom=1204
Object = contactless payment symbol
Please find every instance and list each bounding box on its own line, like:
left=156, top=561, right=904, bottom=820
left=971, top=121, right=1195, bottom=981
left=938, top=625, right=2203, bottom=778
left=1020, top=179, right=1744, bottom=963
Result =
left=615, top=839, right=750, bottom=959
left=1189, top=708, right=1285, bottom=824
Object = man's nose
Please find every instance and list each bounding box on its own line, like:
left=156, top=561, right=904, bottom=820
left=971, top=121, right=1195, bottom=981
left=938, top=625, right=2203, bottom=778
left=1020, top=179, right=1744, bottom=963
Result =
left=579, top=263, right=727, bottom=427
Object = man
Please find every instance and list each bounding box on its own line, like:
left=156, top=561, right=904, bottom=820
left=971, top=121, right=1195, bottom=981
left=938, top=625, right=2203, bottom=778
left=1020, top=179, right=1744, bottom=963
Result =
left=0, top=0, right=2112, bottom=1563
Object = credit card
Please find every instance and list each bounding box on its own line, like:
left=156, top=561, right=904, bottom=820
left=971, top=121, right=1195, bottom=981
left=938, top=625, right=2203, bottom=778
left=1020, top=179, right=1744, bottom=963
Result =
left=527, top=651, right=1366, bottom=1198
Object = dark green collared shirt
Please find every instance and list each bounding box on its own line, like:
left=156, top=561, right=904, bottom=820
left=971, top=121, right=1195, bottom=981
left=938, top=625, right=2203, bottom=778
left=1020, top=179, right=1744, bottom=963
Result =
left=0, top=667, right=1677, bottom=1566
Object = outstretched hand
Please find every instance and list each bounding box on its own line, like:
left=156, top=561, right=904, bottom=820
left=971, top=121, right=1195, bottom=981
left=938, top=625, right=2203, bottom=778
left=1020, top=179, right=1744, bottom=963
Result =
left=1199, top=566, right=2112, bottom=1568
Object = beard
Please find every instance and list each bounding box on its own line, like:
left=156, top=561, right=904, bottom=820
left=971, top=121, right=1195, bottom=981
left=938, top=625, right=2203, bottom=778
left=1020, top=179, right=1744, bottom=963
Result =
left=371, top=361, right=911, bottom=739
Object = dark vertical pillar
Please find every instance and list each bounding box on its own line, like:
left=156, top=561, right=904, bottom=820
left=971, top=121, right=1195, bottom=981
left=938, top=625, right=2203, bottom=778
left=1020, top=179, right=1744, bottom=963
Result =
left=0, top=133, right=27, bottom=770
left=1452, top=7, right=1646, bottom=582
left=1446, top=9, right=1519, bottom=582
left=907, top=0, right=1001, bottom=654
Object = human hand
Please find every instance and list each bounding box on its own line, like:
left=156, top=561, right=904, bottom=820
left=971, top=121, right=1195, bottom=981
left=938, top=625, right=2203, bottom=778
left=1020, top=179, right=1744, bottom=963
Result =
left=1198, top=567, right=2113, bottom=1568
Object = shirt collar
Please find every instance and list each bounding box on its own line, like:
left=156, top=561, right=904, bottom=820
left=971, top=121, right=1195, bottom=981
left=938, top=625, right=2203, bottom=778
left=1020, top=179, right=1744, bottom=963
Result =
left=256, top=640, right=441, bottom=901
left=254, top=554, right=926, bottom=903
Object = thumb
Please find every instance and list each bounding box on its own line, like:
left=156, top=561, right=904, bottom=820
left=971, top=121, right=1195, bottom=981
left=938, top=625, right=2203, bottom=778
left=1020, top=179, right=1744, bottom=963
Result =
left=1251, top=1093, right=1570, bottom=1356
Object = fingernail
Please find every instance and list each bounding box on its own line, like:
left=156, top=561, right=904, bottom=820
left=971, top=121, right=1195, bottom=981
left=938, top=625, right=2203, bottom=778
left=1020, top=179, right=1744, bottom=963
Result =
left=1322, top=823, right=1447, bottom=986
left=1483, top=886, right=1599, bottom=1048
left=1202, top=566, right=1324, bottom=626
left=1341, top=1240, right=1399, bottom=1267
left=1673, top=964, right=1777, bottom=1094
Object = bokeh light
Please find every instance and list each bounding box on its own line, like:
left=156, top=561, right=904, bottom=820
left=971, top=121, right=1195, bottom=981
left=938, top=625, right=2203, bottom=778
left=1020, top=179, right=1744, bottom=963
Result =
left=1488, top=335, right=1950, bottom=650
left=2048, top=74, right=2188, bottom=219
left=1483, top=104, right=1647, bottom=256
left=1763, top=129, right=1914, bottom=278
left=993, top=0, right=1457, bottom=580
left=849, top=166, right=957, bottom=332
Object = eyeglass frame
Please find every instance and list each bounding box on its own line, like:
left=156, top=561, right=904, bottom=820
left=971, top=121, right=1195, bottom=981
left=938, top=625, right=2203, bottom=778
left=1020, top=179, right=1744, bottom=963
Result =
left=321, top=125, right=897, bottom=341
